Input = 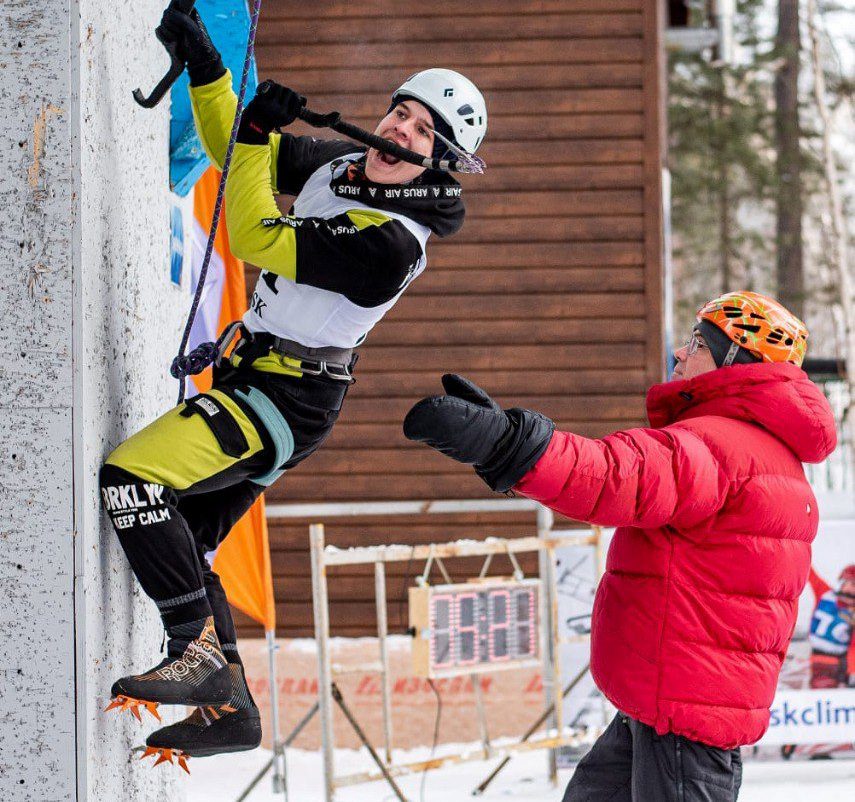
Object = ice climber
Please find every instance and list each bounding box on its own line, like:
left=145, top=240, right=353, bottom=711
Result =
left=403, top=291, right=837, bottom=801
left=99, top=5, right=486, bottom=763
left=777, top=563, right=855, bottom=760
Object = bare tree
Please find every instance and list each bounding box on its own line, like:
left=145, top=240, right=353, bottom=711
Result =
left=775, top=0, right=804, bottom=316
left=806, top=0, right=854, bottom=468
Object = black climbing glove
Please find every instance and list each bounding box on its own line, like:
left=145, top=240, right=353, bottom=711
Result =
left=156, top=4, right=224, bottom=87
left=403, top=374, right=556, bottom=493
left=237, top=80, right=307, bottom=145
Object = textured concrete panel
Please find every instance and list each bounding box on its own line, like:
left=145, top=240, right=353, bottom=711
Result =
left=76, top=1, right=189, bottom=800
left=0, top=0, right=78, bottom=798
left=1, top=0, right=190, bottom=799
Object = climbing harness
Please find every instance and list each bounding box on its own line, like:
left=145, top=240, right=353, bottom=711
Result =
left=222, top=323, right=355, bottom=383
left=233, top=387, right=295, bottom=486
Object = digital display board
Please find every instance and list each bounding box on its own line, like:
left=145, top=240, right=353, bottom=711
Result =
left=409, top=579, right=540, bottom=678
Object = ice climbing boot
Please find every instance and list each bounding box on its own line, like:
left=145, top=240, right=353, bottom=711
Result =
left=146, top=706, right=262, bottom=759
left=106, top=617, right=231, bottom=719
left=144, top=664, right=262, bottom=764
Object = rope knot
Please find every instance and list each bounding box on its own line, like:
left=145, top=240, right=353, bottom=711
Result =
left=170, top=341, right=219, bottom=380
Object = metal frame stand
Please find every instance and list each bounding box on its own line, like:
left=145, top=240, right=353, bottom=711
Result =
left=331, top=683, right=409, bottom=802
left=233, top=631, right=288, bottom=802
left=266, top=629, right=288, bottom=795
left=311, top=523, right=336, bottom=802
left=472, top=663, right=591, bottom=796
left=305, top=509, right=602, bottom=800
left=235, top=701, right=318, bottom=802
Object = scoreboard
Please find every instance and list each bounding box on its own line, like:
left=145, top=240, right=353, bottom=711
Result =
left=409, top=579, right=541, bottom=678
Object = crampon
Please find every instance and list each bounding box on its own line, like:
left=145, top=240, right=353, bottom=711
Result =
left=139, top=745, right=191, bottom=774
left=104, top=694, right=161, bottom=722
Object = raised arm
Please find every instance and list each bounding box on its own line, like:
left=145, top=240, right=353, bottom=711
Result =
left=404, top=375, right=728, bottom=531
left=189, top=71, right=282, bottom=186
left=155, top=6, right=281, bottom=182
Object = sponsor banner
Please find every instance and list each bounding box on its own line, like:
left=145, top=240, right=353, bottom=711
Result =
left=241, top=636, right=544, bottom=750
left=760, top=688, right=855, bottom=745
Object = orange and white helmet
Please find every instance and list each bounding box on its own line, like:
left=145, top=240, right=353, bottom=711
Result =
left=696, top=291, right=808, bottom=367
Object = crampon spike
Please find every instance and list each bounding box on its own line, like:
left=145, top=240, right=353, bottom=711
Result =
left=104, top=695, right=161, bottom=722
left=140, top=745, right=191, bottom=775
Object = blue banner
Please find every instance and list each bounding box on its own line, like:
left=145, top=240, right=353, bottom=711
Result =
left=169, top=0, right=258, bottom=196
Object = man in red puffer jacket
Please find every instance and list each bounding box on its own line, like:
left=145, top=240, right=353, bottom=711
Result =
left=403, top=291, right=837, bottom=801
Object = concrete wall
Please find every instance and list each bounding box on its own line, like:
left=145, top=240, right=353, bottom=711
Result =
left=1, top=1, right=188, bottom=799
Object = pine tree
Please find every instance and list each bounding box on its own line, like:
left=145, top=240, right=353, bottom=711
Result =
left=775, top=0, right=805, bottom=317
left=668, top=0, right=778, bottom=337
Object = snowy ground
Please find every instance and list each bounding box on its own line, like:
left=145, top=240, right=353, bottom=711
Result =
left=185, top=744, right=855, bottom=801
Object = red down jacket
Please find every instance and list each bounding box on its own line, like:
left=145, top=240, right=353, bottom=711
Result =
left=515, top=363, right=837, bottom=748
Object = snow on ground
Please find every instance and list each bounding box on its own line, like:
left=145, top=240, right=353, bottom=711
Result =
left=186, top=744, right=855, bottom=801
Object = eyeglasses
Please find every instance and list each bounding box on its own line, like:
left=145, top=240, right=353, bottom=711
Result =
left=684, top=332, right=708, bottom=357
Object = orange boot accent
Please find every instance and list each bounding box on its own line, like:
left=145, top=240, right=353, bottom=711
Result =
left=104, top=695, right=162, bottom=722
left=204, top=703, right=238, bottom=720
left=140, top=745, right=191, bottom=774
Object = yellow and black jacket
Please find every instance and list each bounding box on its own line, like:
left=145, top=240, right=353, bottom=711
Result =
left=189, top=72, right=465, bottom=349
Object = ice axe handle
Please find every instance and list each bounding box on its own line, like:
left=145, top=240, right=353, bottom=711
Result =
left=296, top=105, right=431, bottom=168
left=295, top=104, right=485, bottom=174
left=297, top=107, right=342, bottom=129
left=132, top=0, right=196, bottom=109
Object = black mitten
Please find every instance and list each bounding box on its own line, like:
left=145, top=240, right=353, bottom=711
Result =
left=403, top=374, right=555, bottom=492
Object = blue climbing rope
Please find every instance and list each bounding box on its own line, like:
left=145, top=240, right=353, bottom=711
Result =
left=170, top=0, right=263, bottom=403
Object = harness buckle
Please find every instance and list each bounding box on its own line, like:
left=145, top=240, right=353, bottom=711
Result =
left=298, top=359, right=326, bottom=377
left=215, top=321, right=245, bottom=367
left=297, top=359, right=354, bottom=382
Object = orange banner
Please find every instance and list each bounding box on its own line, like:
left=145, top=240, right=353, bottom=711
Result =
left=191, top=166, right=276, bottom=632
left=212, top=500, right=276, bottom=632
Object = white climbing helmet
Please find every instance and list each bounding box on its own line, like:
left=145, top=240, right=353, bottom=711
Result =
left=392, top=68, right=487, bottom=155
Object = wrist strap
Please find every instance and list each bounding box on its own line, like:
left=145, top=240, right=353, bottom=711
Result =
left=188, top=57, right=226, bottom=88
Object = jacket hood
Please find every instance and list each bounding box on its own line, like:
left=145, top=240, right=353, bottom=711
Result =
left=646, top=362, right=837, bottom=464
left=328, top=152, right=465, bottom=237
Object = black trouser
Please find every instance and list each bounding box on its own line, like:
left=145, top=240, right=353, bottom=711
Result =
left=563, top=713, right=743, bottom=802
left=99, top=363, right=348, bottom=654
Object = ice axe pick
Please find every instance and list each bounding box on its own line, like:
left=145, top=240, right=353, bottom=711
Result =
left=132, top=0, right=197, bottom=108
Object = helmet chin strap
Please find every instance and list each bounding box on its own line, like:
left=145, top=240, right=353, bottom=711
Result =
left=722, top=341, right=741, bottom=367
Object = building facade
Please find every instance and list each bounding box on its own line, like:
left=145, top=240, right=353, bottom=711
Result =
left=240, top=0, right=666, bottom=637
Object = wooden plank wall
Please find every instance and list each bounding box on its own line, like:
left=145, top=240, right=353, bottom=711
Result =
left=236, top=0, right=664, bottom=637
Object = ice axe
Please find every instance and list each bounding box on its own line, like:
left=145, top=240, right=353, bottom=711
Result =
left=133, top=0, right=197, bottom=108
left=294, top=105, right=486, bottom=174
